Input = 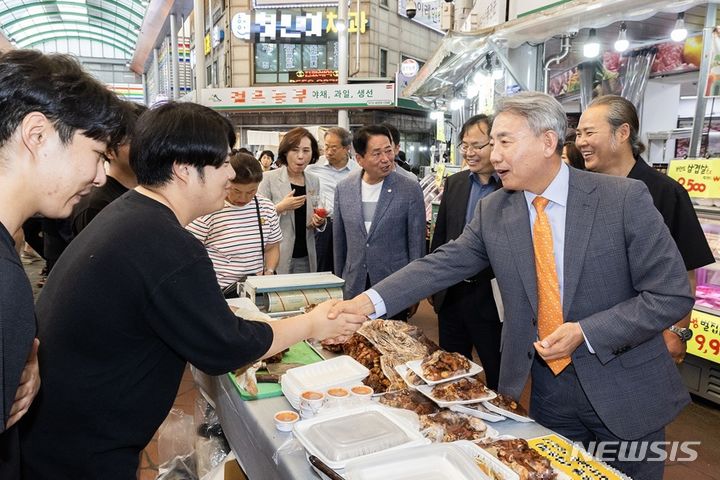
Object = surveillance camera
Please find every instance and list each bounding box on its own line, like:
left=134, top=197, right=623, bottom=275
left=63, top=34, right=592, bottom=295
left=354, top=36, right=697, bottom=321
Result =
left=406, top=0, right=417, bottom=19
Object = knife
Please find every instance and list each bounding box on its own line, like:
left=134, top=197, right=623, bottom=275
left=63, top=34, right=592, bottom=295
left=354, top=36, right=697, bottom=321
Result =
left=308, top=455, right=346, bottom=480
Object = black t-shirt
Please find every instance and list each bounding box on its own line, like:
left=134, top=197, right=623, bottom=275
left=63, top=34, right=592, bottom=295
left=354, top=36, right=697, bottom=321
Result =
left=291, top=182, right=308, bottom=258
left=0, top=223, right=36, bottom=427
left=20, top=191, right=274, bottom=479
left=71, top=175, right=128, bottom=236
left=628, top=158, right=714, bottom=270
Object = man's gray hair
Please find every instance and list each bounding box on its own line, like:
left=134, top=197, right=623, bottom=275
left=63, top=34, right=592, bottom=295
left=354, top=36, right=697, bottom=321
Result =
left=495, top=91, right=566, bottom=154
left=325, top=126, right=353, bottom=148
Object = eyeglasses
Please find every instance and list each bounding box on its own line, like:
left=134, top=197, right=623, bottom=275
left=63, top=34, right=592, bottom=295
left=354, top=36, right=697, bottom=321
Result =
left=459, top=141, right=490, bottom=154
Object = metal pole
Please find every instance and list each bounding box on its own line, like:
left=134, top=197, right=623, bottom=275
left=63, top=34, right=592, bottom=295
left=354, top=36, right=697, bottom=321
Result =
left=142, top=73, right=148, bottom=106
left=171, top=14, right=180, bottom=99
left=153, top=47, right=160, bottom=102
left=337, top=0, right=349, bottom=129
left=690, top=3, right=718, bottom=157
left=181, top=15, right=187, bottom=95
left=194, top=0, right=206, bottom=93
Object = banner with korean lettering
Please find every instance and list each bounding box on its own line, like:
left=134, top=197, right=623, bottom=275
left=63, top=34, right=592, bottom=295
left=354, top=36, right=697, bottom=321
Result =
left=200, top=84, right=396, bottom=110
left=667, top=158, right=720, bottom=198
left=689, top=309, right=720, bottom=364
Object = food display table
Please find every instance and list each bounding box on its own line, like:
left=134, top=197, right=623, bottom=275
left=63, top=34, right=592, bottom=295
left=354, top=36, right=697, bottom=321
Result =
left=197, top=372, right=557, bottom=479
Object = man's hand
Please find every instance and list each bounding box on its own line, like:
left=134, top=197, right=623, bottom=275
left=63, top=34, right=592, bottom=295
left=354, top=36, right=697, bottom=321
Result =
left=534, top=322, right=584, bottom=361
left=7, top=338, right=41, bottom=429
left=407, top=303, right=419, bottom=319
left=328, top=293, right=376, bottom=320
left=307, top=300, right=367, bottom=341
left=663, top=329, right=687, bottom=364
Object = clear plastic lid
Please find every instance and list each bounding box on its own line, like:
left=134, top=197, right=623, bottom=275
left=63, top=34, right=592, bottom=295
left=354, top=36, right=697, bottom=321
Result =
left=302, top=411, right=412, bottom=462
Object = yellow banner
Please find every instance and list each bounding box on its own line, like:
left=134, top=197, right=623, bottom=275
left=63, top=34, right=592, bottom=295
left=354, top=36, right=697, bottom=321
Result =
left=436, top=117, right=445, bottom=142
left=204, top=34, right=212, bottom=55
left=666, top=158, right=720, bottom=198
left=688, top=309, right=720, bottom=364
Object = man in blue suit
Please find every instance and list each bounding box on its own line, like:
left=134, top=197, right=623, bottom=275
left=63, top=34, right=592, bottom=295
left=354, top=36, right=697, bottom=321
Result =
left=333, top=125, right=426, bottom=320
left=331, top=92, right=693, bottom=479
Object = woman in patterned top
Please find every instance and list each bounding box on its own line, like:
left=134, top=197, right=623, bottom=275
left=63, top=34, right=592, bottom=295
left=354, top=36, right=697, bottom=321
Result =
left=188, top=152, right=282, bottom=295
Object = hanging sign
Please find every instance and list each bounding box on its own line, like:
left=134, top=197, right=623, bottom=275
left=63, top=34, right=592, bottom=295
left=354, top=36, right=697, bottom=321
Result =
left=200, top=83, right=396, bottom=110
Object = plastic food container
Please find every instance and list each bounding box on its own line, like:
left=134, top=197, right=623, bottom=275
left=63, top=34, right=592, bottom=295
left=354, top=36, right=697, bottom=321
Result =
left=405, top=358, right=483, bottom=386
left=343, top=442, right=488, bottom=480
left=350, top=385, right=374, bottom=400
left=293, top=404, right=429, bottom=469
left=274, top=410, right=299, bottom=432
left=282, top=356, right=369, bottom=409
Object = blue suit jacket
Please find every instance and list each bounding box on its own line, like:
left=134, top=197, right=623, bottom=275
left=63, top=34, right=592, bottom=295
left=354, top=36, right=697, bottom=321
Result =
left=372, top=167, right=693, bottom=439
left=333, top=170, right=426, bottom=306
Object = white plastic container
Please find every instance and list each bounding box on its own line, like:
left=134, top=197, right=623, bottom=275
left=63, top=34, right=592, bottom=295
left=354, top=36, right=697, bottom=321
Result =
left=343, top=442, right=490, bottom=480
left=293, top=404, right=429, bottom=469
left=405, top=358, right=483, bottom=386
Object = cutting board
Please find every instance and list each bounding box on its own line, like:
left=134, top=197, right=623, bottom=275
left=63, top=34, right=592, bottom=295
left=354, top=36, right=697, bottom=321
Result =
left=229, top=341, right=324, bottom=400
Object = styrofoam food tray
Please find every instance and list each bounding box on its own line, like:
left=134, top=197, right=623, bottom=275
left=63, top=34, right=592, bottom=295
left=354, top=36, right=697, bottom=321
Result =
left=285, top=355, right=369, bottom=391
left=406, top=358, right=483, bottom=386
left=482, top=401, right=534, bottom=423
left=450, top=403, right=506, bottom=422
left=343, top=442, right=490, bottom=480
left=453, top=440, right=519, bottom=480
left=293, top=403, right=429, bottom=470
left=416, top=382, right=497, bottom=407
left=394, top=364, right=424, bottom=390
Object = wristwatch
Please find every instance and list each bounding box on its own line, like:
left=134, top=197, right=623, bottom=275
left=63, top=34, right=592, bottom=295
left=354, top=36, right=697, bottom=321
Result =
left=668, top=325, right=693, bottom=342
left=265, top=268, right=276, bottom=275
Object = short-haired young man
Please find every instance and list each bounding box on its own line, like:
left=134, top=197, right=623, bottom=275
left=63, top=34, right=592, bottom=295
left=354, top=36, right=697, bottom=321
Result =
left=0, top=49, right=124, bottom=476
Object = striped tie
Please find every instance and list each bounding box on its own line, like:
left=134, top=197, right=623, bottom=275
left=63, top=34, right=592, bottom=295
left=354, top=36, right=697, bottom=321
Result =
left=532, top=196, right=571, bottom=375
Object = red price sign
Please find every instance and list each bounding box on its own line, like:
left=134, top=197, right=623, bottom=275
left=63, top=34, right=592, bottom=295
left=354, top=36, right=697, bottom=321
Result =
left=688, top=309, right=720, bottom=363
left=667, top=159, right=720, bottom=198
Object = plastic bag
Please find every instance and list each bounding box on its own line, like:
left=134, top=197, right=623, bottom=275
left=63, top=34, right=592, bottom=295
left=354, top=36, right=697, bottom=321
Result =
left=158, top=409, right=196, bottom=467
left=194, top=397, right=230, bottom=478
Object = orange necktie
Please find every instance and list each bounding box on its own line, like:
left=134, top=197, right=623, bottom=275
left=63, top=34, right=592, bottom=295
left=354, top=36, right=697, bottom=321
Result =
left=532, top=196, right=571, bottom=375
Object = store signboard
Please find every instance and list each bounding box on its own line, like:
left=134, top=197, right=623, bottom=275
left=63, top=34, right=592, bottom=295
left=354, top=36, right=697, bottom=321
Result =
left=254, top=0, right=336, bottom=7
left=231, top=10, right=368, bottom=41
left=667, top=158, right=720, bottom=198
left=289, top=69, right=339, bottom=83
left=398, top=0, right=443, bottom=33
left=200, top=83, right=396, bottom=110
left=465, top=0, right=507, bottom=29
left=689, top=309, right=720, bottom=364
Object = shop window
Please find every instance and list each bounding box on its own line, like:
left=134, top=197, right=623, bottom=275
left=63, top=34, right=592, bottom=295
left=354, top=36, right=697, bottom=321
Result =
left=252, top=7, right=339, bottom=84
left=206, top=64, right=212, bottom=87
left=380, top=48, right=388, bottom=78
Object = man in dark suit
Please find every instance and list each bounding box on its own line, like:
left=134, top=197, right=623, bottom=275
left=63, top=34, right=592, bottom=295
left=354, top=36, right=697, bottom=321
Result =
left=430, top=114, right=502, bottom=389
left=331, top=92, right=693, bottom=479
left=333, top=125, right=426, bottom=320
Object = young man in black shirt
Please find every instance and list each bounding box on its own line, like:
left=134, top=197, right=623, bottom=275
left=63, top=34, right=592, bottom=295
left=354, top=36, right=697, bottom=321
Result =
left=0, top=49, right=125, bottom=477
left=20, top=102, right=366, bottom=479
left=577, top=94, right=714, bottom=363
left=71, top=101, right=148, bottom=235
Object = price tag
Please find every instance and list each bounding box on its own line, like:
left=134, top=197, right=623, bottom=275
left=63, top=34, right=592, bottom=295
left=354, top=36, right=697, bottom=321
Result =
left=688, top=309, right=720, bottom=364
left=666, top=158, right=720, bottom=198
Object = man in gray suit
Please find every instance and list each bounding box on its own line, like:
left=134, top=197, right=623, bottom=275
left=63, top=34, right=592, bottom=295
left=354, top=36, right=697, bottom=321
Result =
left=331, top=92, right=693, bottom=479
left=333, top=125, right=426, bottom=320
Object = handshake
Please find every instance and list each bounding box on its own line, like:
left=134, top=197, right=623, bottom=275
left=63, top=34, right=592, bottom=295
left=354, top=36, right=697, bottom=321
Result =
left=304, top=294, right=377, bottom=344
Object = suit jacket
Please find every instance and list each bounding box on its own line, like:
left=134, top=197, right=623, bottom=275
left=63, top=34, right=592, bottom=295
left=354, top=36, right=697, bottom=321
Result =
left=373, top=167, right=693, bottom=439
left=430, top=171, right=499, bottom=313
left=334, top=170, right=426, bottom=302
left=258, top=166, right=319, bottom=274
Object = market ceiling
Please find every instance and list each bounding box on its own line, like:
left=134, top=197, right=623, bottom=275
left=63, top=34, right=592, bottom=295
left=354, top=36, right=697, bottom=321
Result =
left=0, top=0, right=150, bottom=57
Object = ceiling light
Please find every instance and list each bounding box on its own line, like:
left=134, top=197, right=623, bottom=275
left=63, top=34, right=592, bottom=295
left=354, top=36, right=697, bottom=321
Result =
left=614, top=22, right=629, bottom=52
left=583, top=28, right=600, bottom=58
left=492, top=63, right=504, bottom=80
left=473, top=70, right=486, bottom=85
left=450, top=98, right=465, bottom=110
left=671, top=12, right=688, bottom=42
left=429, top=111, right=444, bottom=120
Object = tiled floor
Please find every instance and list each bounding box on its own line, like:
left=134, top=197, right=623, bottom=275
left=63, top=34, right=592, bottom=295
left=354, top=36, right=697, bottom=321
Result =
left=23, top=256, right=720, bottom=479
